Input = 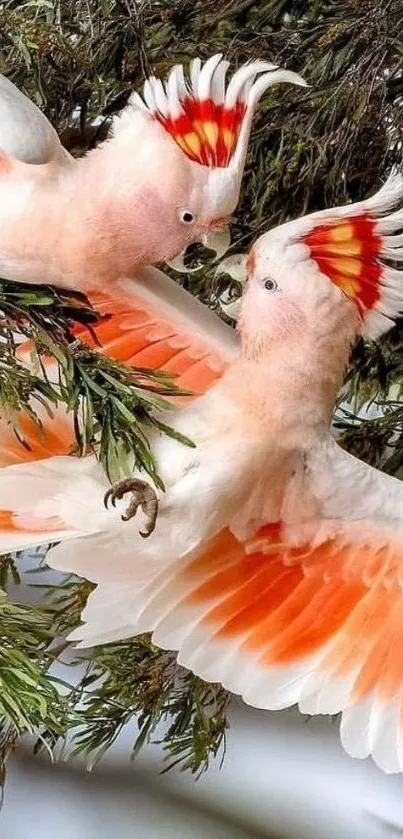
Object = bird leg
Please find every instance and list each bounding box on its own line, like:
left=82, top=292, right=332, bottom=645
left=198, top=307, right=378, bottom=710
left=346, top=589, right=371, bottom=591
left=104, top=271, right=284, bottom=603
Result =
left=104, top=478, right=159, bottom=538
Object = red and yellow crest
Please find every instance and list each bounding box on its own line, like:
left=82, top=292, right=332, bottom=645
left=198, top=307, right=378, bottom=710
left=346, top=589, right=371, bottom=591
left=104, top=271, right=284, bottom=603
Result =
left=305, top=215, right=383, bottom=314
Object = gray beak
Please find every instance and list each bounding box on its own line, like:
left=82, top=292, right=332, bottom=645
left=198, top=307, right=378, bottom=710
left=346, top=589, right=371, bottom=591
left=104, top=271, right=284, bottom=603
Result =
left=166, top=225, right=231, bottom=273
left=214, top=252, right=248, bottom=320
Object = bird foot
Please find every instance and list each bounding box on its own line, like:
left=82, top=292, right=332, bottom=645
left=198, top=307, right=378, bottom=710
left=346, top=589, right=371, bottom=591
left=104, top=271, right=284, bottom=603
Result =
left=104, top=478, right=159, bottom=538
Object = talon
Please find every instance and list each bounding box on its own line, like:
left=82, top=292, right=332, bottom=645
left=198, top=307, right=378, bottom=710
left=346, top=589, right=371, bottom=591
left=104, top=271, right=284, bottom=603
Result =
left=103, top=478, right=159, bottom=537
left=103, top=488, right=113, bottom=509
left=139, top=496, right=159, bottom=538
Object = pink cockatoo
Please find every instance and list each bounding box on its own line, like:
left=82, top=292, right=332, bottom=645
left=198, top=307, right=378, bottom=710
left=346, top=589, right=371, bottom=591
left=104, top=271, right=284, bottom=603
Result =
left=0, top=56, right=305, bottom=290
left=2, top=174, right=403, bottom=773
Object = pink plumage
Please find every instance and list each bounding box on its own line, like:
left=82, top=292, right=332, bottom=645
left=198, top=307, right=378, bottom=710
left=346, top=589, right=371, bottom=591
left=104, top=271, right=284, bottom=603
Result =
left=0, top=57, right=306, bottom=290
left=3, top=173, right=403, bottom=772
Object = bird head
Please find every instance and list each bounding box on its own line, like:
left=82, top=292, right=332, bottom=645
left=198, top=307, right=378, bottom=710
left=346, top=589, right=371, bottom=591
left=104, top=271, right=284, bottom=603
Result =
left=116, top=53, right=307, bottom=269
left=238, top=173, right=403, bottom=361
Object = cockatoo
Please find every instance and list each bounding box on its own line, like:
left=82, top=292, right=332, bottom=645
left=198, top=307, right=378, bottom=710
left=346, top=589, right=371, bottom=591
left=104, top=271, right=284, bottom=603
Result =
left=0, top=57, right=305, bottom=290
left=2, top=174, right=403, bottom=774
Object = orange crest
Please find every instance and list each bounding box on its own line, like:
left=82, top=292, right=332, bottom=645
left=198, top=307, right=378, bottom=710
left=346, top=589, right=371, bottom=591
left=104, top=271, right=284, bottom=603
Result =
left=304, top=215, right=383, bottom=314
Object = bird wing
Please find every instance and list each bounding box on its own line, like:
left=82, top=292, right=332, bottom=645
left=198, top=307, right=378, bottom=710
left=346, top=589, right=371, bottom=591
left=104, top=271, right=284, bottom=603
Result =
left=0, top=73, right=69, bottom=165
left=71, top=268, right=239, bottom=388
left=86, top=438, right=403, bottom=774
left=0, top=266, right=239, bottom=466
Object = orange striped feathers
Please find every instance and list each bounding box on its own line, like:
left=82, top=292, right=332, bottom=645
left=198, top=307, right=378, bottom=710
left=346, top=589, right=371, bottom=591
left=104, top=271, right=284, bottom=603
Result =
left=0, top=510, right=20, bottom=532
left=0, top=411, right=74, bottom=467
left=0, top=508, right=66, bottom=533
left=9, top=271, right=236, bottom=465
left=305, top=215, right=382, bottom=315
left=131, top=520, right=403, bottom=772
left=72, top=289, right=230, bottom=397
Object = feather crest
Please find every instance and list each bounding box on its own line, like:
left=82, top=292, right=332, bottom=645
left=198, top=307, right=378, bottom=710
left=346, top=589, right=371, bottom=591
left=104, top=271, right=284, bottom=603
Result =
left=130, top=54, right=306, bottom=168
left=300, top=172, right=403, bottom=338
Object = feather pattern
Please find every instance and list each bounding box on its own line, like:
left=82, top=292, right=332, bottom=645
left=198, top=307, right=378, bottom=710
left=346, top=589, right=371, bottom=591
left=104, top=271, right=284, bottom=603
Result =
left=252, top=171, right=403, bottom=339
left=4, top=157, right=403, bottom=778
left=130, top=54, right=306, bottom=168
left=60, top=437, right=403, bottom=776
left=104, top=508, right=403, bottom=775
left=0, top=266, right=238, bottom=468
left=0, top=73, right=69, bottom=165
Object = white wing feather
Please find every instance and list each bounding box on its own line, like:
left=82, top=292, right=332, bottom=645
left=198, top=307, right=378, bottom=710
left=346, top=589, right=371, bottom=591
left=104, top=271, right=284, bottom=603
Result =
left=0, top=73, right=68, bottom=164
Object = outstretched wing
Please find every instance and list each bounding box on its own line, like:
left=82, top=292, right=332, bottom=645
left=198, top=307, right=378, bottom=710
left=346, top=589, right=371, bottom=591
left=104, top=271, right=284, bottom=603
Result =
left=0, top=73, right=69, bottom=165
left=0, top=266, right=239, bottom=466
left=71, top=267, right=238, bottom=391
left=74, top=439, right=403, bottom=774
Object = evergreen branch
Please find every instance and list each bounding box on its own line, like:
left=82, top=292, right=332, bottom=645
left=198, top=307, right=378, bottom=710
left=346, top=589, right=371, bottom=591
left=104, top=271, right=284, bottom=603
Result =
left=337, top=323, right=403, bottom=471
left=0, top=280, right=192, bottom=484
left=68, top=636, right=230, bottom=775
left=0, top=567, right=230, bottom=782
left=0, top=587, right=69, bottom=770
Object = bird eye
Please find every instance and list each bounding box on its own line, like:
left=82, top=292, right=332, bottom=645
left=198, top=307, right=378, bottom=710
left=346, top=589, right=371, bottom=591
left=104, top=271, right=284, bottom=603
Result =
left=179, top=210, right=195, bottom=224
left=264, top=278, right=278, bottom=292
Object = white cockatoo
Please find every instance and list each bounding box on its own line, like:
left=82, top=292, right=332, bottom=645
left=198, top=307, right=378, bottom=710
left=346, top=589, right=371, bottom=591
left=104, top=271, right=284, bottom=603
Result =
left=0, top=57, right=305, bottom=289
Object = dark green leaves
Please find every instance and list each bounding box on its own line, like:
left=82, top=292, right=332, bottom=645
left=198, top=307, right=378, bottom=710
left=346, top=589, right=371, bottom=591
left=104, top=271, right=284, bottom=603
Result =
left=1, top=0, right=403, bottom=788
left=69, top=636, right=229, bottom=775
left=0, top=280, right=191, bottom=483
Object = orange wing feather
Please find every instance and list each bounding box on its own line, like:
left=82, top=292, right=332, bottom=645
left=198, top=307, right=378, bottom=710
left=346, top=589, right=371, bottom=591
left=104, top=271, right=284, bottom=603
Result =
left=0, top=271, right=237, bottom=467
left=131, top=519, right=403, bottom=772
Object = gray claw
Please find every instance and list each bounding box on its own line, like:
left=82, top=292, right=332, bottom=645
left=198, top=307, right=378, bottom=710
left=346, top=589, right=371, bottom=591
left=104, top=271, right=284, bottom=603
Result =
left=103, top=478, right=159, bottom=537
left=103, top=488, right=113, bottom=509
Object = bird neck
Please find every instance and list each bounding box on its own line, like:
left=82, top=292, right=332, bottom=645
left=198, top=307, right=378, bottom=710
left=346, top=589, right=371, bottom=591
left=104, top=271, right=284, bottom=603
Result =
left=54, top=148, right=151, bottom=289
left=224, top=305, right=358, bottom=442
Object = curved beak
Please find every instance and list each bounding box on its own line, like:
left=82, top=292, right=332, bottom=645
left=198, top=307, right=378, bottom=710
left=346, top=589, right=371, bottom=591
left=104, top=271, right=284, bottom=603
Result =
left=203, top=225, right=231, bottom=259
left=166, top=225, right=231, bottom=273
left=214, top=252, right=248, bottom=320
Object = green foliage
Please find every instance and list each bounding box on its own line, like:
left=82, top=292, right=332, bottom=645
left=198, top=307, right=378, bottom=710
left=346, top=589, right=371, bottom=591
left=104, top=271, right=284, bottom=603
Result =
left=69, top=637, right=229, bottom=774
left=0, top=280, right=192, bottom=483
left=0, top=563, right=68, bottom=773
left=2, top=0, right=402, bottom=227
left=0, top=0, right=403, bottom=786
left=0, top=564, right=229, bottom=780
left=336, top=328, right=403, bottom=472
